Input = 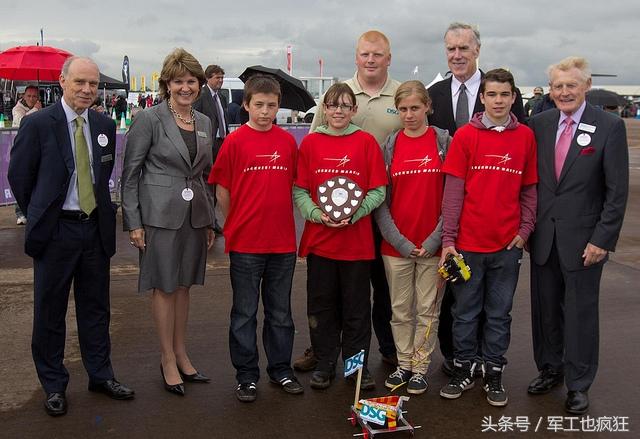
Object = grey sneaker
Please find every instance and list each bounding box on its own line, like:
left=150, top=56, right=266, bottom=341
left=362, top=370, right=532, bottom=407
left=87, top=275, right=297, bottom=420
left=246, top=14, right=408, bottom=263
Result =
left=385, top=367, right=412, bottom=389
left=440, top=360, right=476, bottom=399
left=483, top=364, right=508, bottom=406
left=407, top=373, right=428, bottom=395
left=235, top=382, right=257, bottom=402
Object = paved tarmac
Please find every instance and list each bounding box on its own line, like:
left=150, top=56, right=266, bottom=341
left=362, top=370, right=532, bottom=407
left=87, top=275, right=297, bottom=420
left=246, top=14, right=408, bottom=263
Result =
left=1, top=120, right=638, bottom=438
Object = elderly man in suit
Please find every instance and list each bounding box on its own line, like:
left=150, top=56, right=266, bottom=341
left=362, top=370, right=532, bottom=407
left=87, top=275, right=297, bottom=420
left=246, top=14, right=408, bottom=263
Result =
left=8, top=56, right=134, bottom=417
left=527, top=56, right=628, bottom=414
left=428, top=22, right=527, bottom=377
left=193, top=64, right=229, bottom=233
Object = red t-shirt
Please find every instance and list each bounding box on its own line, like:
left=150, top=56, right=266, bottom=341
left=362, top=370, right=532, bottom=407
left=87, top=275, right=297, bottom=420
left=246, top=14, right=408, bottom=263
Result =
left=296, top=130, right=387, bottom=260
left=209, top=124, right=298, bottom=253
left=442, top=124, right=538, bottom=252
left=381, top=128, right=444, bottom=257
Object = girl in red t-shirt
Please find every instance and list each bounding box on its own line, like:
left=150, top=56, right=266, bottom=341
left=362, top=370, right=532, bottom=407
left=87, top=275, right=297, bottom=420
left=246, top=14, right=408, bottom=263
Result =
left=294, top=83, right=387, bottom=390
left=374, top=80, right=451, bottom=395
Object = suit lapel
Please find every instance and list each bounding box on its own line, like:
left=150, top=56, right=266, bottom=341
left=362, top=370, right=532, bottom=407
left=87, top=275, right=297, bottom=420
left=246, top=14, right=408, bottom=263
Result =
left=192, top=112, right=208, bottom=170
left=558, top=104, right=596, bottom=184
left=88, top=111, right=102, bottom=183
left=52, top=102, right=75, bottom=176
left=540, top=110, right=561, bottom=189
left=157, top=101, right=192, bottom=167
left=442, top=77, right=456, bottom=131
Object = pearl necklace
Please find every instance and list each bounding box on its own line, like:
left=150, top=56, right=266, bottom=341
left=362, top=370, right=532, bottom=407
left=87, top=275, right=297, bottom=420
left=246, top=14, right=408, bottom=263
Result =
left=168, top=99, right=195, bottom=125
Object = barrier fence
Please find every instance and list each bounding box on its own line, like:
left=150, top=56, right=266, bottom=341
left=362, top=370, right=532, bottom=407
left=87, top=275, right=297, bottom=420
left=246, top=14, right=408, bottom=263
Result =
left=0, top=124, right=311, bottom=206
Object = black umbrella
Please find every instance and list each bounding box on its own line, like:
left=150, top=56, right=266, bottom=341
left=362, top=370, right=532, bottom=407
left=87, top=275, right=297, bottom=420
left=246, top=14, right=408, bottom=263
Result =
left=586, top=89, right=627, bottom=107
left=239, top=65, right=315, bottom=111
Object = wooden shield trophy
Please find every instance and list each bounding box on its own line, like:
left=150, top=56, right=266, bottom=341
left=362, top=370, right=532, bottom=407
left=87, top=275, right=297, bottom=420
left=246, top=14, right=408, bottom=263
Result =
left=317, top=176, right=364, bottom=222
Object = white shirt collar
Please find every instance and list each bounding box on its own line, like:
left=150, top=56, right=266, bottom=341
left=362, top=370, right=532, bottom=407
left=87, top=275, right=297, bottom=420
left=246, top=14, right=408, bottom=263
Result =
left=61, top=97, right=89, bottom=125
left=451, top=69, right=481, bottom=98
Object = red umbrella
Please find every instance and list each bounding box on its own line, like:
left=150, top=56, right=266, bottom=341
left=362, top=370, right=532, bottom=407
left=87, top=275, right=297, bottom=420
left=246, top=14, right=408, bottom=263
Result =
left=0, top=45, right=73, bottom=81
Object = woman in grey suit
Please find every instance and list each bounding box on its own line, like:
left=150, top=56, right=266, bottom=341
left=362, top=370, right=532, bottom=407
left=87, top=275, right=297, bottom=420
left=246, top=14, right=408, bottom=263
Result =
left=121, top=48, right=215, bottom=396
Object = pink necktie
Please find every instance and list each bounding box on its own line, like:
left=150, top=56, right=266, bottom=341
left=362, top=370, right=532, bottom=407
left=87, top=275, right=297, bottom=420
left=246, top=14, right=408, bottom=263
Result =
left=555, top=118, right=574, bottom=180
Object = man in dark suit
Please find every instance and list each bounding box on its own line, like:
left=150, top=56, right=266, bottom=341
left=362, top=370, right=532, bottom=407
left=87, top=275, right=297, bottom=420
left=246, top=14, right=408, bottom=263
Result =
left=193, top=64, right=229, bottom=233
left=8, top=56, right=134, bottom=417
left=428, top=22, right=527, bottom=377
left=193, top=64, right=229, bottom=161
left=527, top=56, right=628, bottom=415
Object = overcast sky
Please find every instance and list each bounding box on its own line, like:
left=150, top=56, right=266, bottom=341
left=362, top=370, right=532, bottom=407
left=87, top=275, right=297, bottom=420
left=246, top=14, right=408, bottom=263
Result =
left=2, top=0, right=638, bottom=88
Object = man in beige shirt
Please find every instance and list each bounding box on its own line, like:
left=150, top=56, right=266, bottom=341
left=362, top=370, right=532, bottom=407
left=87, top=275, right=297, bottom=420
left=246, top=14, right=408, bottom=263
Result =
left=298, top=30, right=402, bottom=375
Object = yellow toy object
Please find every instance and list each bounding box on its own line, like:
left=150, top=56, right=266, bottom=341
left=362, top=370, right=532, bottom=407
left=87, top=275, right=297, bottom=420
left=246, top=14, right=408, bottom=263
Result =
left=438, top=253, right=472, bottom=284
left=348, top=395, right=420, bottom=437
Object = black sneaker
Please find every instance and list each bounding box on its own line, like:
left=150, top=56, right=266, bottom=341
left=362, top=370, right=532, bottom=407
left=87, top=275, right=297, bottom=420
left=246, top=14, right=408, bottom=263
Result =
left=439, top=360, right=475, bottom=399
left=407, top=373, right=428, bottom=395
left=348, top=369, right=375, bottom=390
left=483, top=364, right=508, bottom=406
left=385, top=367, right=412, bottom=389
left=310, top=370, right=335, bottom=390
left=235, top=382, right=257, bottom=402
left=270, top=376, right=304, bottom=395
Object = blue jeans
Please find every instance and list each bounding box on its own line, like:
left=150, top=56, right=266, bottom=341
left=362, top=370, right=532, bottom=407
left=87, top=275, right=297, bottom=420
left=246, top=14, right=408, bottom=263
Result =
left=229, top=251, right=296, bottom=383
left=451, top=247, right=523, bottom=366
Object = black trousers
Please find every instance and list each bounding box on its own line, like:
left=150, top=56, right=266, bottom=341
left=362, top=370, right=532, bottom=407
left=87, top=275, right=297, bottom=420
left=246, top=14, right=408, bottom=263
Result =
left=530, top=241, right=603, bottom=391
left=371, top=224, right=396, bottom=357
left=307, top=254, right=371, bottom=372
left=32, top=217, right=113, bottom=393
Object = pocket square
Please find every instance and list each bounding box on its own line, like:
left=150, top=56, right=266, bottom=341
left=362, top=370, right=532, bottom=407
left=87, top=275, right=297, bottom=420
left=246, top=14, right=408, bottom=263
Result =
left=579, top=147, right=595, bottom=156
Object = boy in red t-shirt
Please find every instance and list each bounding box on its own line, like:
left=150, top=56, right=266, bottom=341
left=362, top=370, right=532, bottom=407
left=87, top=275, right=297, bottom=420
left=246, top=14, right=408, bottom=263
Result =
left=208, top=75, right=302, bottom=402
left=438, top=69, right=537, bottom=407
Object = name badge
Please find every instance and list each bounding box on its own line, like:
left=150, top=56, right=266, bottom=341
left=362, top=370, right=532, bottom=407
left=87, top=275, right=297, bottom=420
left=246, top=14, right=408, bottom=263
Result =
left=101, top=154, right=113, bottom=162
left=196, top=131, right=208, bottom=138
left=97, top=133, right=109, bottom=147
left=182, top=188, right=194, bottom=201
left=577, top=133, right=591, bottom=147
left=578, top=123, right=596, bottom=133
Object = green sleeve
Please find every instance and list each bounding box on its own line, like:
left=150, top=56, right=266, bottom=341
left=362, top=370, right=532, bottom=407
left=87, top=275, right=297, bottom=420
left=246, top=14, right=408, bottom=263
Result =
left=293, top=185, right=323, bottom=223
left=351, top=185, right=386, bottom=224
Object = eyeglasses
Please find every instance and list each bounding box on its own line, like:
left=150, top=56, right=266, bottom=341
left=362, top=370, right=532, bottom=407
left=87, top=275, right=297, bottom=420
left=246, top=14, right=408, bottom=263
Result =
left=325, top=103, right=354, bottom=111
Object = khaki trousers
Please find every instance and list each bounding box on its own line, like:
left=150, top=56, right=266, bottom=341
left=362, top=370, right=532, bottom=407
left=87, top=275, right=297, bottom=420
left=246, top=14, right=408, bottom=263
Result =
left=382, top=255, right=442, bottom=374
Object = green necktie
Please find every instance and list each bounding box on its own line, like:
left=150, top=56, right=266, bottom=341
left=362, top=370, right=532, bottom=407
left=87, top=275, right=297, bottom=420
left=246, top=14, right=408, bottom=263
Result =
left=74, top=117, right=96, bottom=215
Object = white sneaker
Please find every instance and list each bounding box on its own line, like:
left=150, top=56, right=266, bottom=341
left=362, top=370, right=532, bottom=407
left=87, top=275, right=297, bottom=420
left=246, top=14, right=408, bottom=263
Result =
left=16, top=215, right=27, bottom=225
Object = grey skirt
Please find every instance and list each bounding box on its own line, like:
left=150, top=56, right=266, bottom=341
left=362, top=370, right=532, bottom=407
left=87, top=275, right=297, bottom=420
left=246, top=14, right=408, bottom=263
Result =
left=138, top=223, right=208, bottom=293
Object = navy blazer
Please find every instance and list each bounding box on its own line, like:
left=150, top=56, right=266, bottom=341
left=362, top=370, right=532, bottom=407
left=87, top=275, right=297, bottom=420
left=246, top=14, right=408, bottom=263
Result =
left=528, top=103, right=629, bottom=270
left=428, top=72, right=526, bottom=136
left=8, top=101, right=118, bottom=258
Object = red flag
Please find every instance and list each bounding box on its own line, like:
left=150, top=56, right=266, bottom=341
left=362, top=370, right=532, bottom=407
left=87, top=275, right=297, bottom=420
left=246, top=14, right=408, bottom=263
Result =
left=286, top=45, right=292, bottom=74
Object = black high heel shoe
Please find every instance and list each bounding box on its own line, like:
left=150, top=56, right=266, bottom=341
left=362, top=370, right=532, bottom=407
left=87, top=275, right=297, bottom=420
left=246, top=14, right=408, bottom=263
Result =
left=178, top=368, right=211, bottom=383
left=160, top=364, right=185, bottom=396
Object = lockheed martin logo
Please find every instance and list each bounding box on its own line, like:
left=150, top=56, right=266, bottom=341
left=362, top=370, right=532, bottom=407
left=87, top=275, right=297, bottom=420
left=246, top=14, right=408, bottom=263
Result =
left=324, top=155, right=351, bottom=167
left=405, top=155, right=432, bottom=167
left=485, top=153, right=512, bottom=165
left=256, top=151, right=281, bottom=163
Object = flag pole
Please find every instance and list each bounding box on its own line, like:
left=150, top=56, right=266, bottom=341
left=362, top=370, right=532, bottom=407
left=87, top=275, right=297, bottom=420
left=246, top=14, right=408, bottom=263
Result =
left=353, top=366, right=363, bottom=409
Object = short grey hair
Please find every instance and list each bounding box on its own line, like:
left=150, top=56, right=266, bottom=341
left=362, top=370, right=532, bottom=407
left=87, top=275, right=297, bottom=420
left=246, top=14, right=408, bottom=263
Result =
left=547, top=56, right=591, bottom=83
left=445, top=22, right=481, bottom=47
left=61, top=56, right=99, bottom=77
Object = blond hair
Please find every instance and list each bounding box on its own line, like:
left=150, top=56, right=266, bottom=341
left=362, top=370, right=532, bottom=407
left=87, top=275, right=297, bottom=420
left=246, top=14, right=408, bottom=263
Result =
left=394, top=80, right=433, bottom=115
left=357, top=30, right=391, bottom=52
left=547, top=56, right=591, bottom=83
